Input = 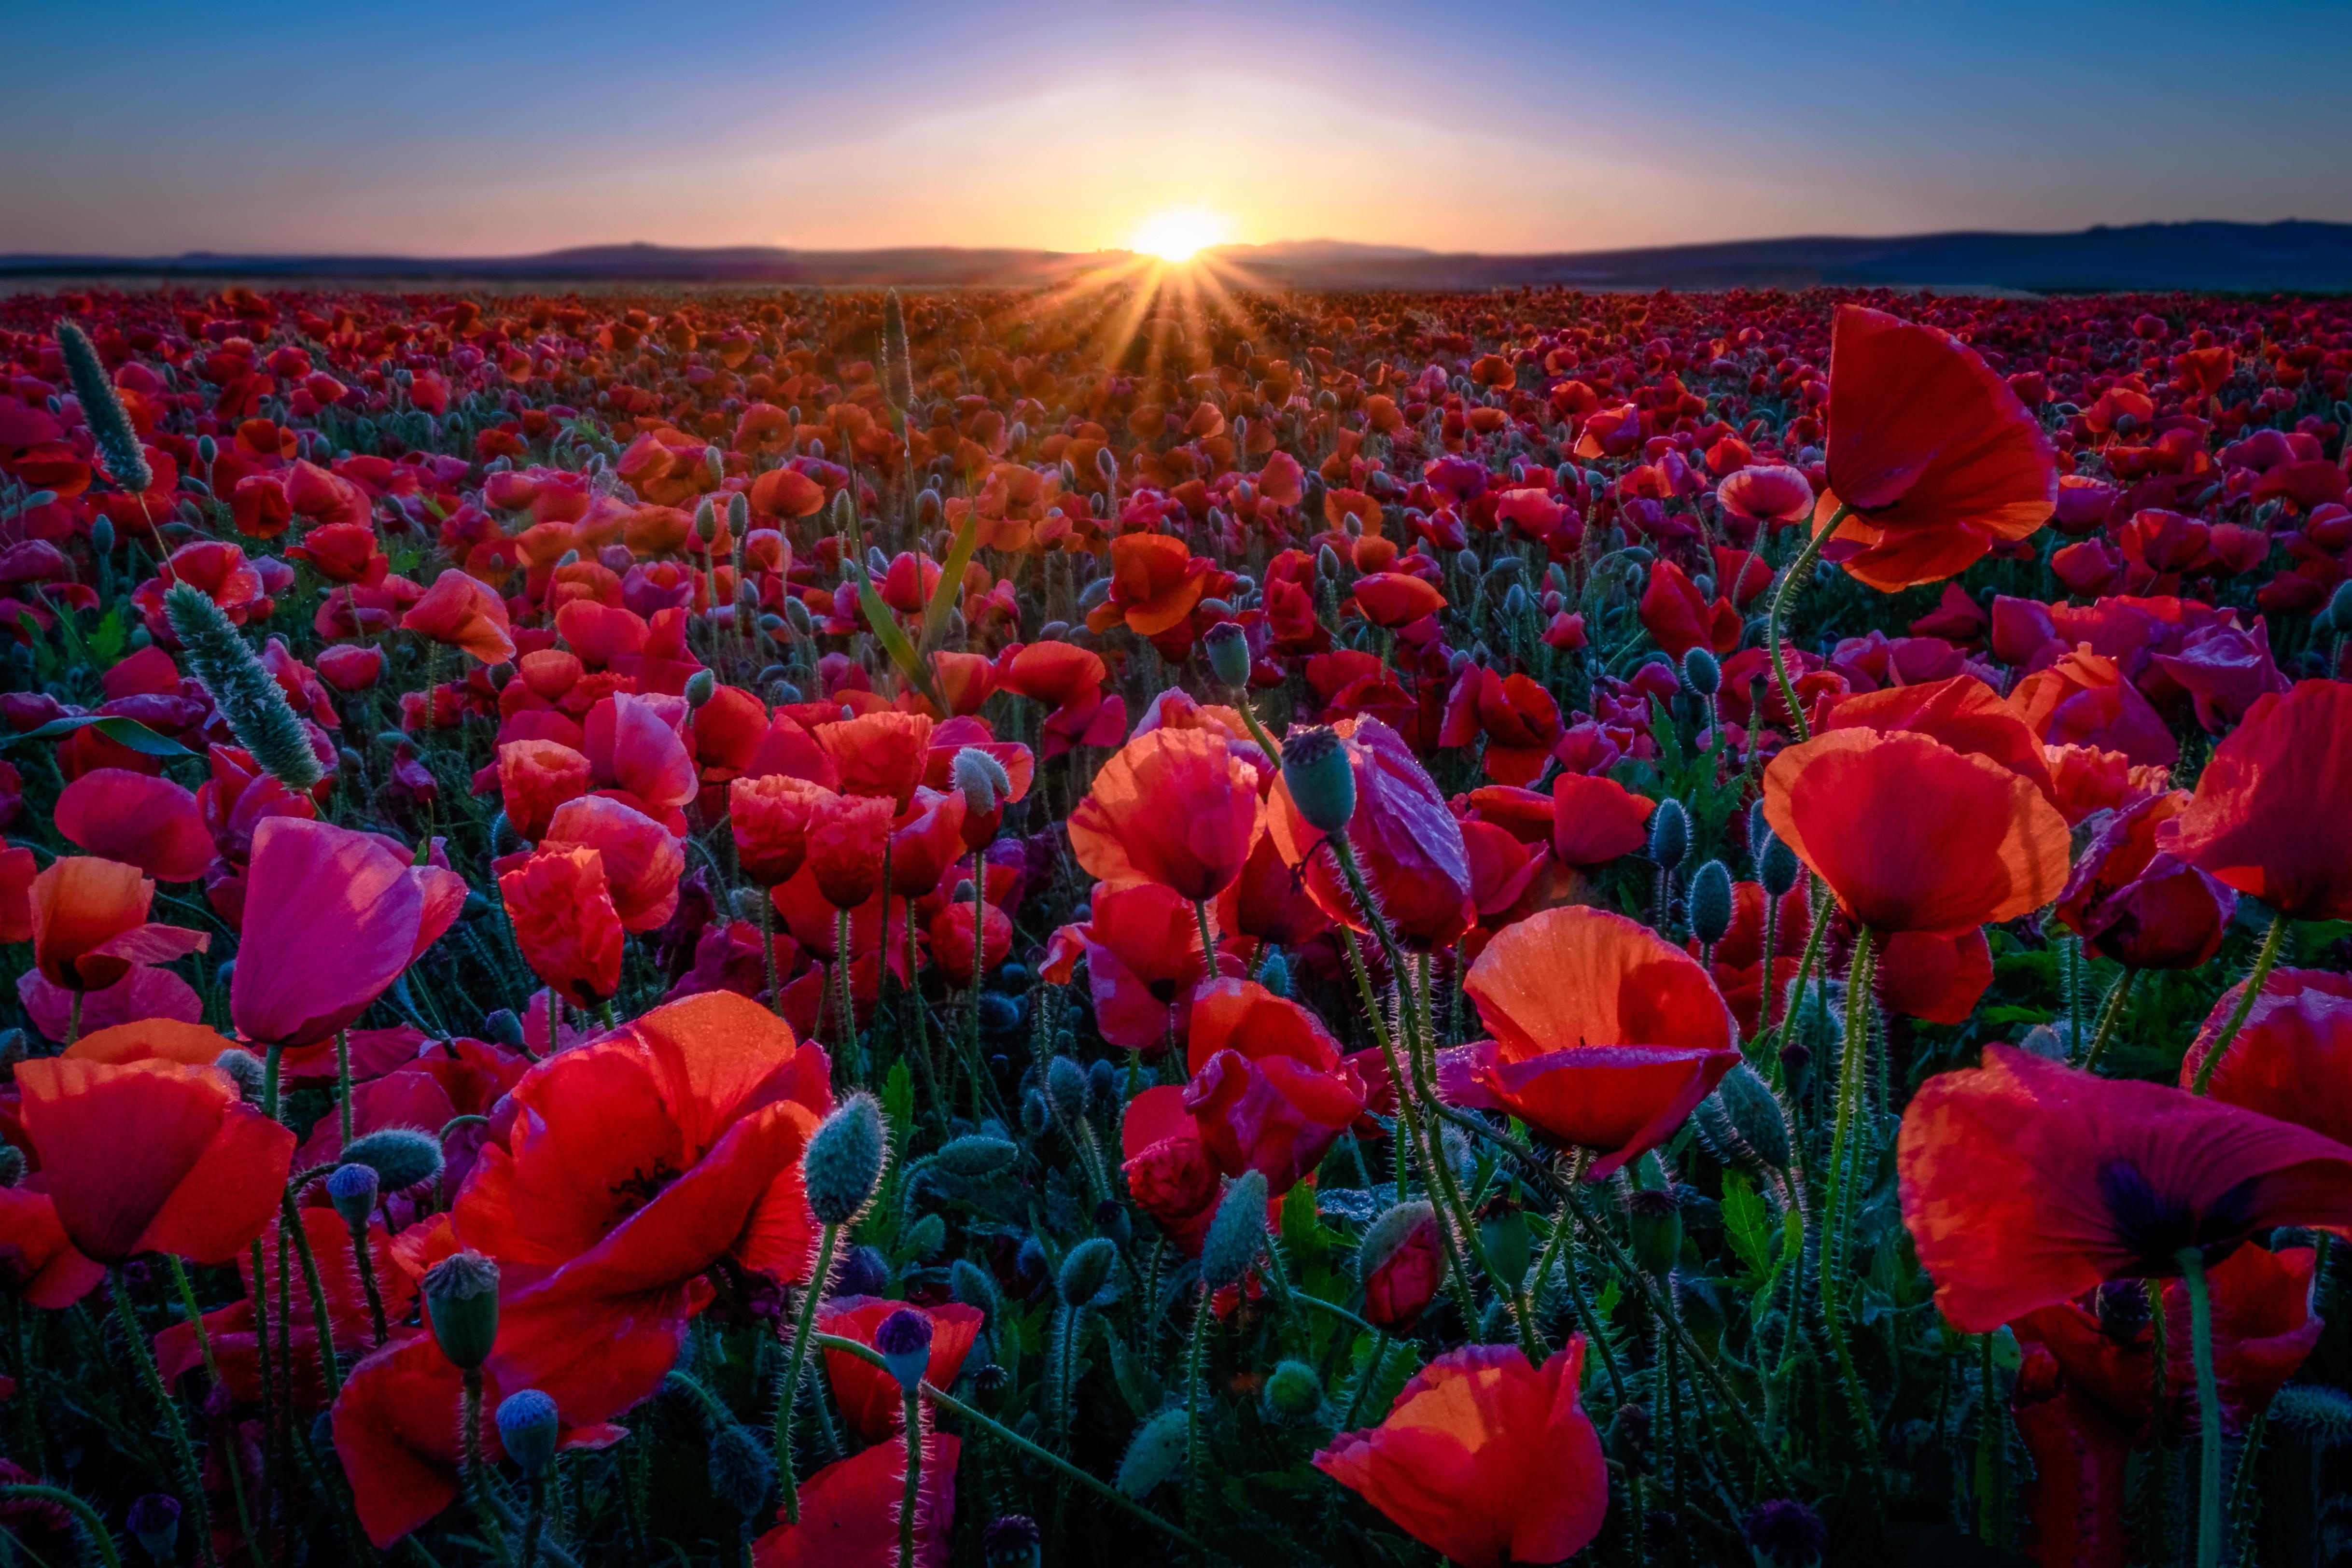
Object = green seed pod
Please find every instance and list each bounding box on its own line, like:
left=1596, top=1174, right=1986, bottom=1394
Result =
left=1625, top=1156, right=1682, bottom=1278
left=1057, top=1236, right=1117, bottom=1308
left=423, top=1251, right=500, bottom=1370
left=1280, top=726, right=1356, bottom=833
left=1647, top=798, right=1690, bottom=871
left=325, top=1163, right=380, bottom=1229
left=1681, top=646, right=1722, bottom=697
left=495, top=1389, right=559, bottom=1476
left=1688, top=860, right=1733, bottom=946
left=1115, top=1407, right=1190, bottom=1498
left=1200, top=1170, right=1269, bottom=1292
left=338, top=1127, right=446, bottom=1193
left=933, top=1135, right=1018, bottom=1178
left=1716, top=1064, right=1792, bottom=1169
left=804, top=1093, right=887, bottom=1225
left=1261, top=1360, right=1323, bottom=1422
left=684, top=669, right=715, bottom=709
left=1203, top=620, right=1252, bottom=689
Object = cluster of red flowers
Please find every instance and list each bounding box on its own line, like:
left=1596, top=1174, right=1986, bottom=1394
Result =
left=0, top=274, right=2347, bottom=1568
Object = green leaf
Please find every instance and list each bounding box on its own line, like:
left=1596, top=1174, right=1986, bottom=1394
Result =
left=85, top=608, right=127, bottom=667
left=0, top=714, right=193, bottom=758
left=918, top=510, right=980, bottom=655
left=1721, top=1171, right=1772, bottom=1283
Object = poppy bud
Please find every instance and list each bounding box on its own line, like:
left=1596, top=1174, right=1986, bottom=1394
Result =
left=1021, top=1091, right=1050, bottom=1137
left=1256, top=950, right=1291, bottom=996
left=423, top=1251, right=501, bottom=1371
left=904, top=1212, right=946, bottom=1259
left=835, top=1244, right=890, bottom=1298
left=1057, top=1236, right=1117, bottom=1307
left=1092, top=1198, right=1133, bottom=1249
left=1359, top=1200, right=1442, bottom=1329
left=866, top=1307, right=934, bottom=1397
left=0, top=1146, right=22, bottom=1188
left=707, top=1422, right=774, bottom=1518
left=2326, top=580, right=2352, bottom=633
left=338, top=1127, right=445, bottom=1193
left=197, top=434, right=218, bottom=466
left=1625, top=1156, right=1682, bottom=1277
left=702, top=445, right=725, bottom=486
left=951, top=1258, right=1002, bottom=1324
left=1046, top=1055, right=1088, bottom=1121
left=684, top=669, right=715, bottom=709
left=1647, top=797, right=1690, bottom=871
left=213, top=1049, right=267, bottom=1103
left=1757, top=830, right=1800, bottom=898
left=935, top=1135, right=1017, bottom=1178
left=1681, top=646, right=1722, bottom=697
left=727, top=490, right=749, bottom=533
left=983, top=1514, right=1043, bottom=1568
left=326, top=1163, right=379, bottom=1229
left=805, top=1093, right=887, bottom=1226
left=1116, top=1408, right=1190, bottom=1499
left=495, top=1388, right=560, bottom=1476
left=1281, top=725, right=1356, bottom=833
left=694, top=497, right=717, bottom=544
left=481, top=1007, right=524, bottom=1048
left=1202, top=621, right=1252, bottom=689
left=91, top=516, right=115, bottom=556
left=556, top=548, right=580, bottom=572
left=1689, top=859, right=1733, bottom=946
left=1743, top=1498, right=1828, bottom=1568
left=1778, top=1040, right=1813, bottom=1102
left=1316, top=544, right=1343, bottom=582
left=952, top=746, right=1010, bottom=816
left=829, top=490, right=855, bottom=537
left=1262, top=1359, right=1322, bottom=1422
left=1201, top=1170, right=1269, bottom=1292
left=1607, top=1401, right=1651, bottom=1469
left=126, top=1493, right=180, bottom=1560
left=1717, top=1064, right=1792, bottom=1170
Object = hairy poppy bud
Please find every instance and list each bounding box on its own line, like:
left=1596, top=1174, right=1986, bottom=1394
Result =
left=874, top=1307, right=934, bottom=1393
left=1046, top=1056, right=1088, bottom=1121
left=495, top=1388, right=560, bottom=1476
left=1058, top=1236, right=1117, bottom=1308
left=338, top=1127, right=445, bottom=1193
left=1091, top=1198, right=1132, bottom=1249
left=983, top=1512, right=1043, bottom=1568
left=830, top=490, right=855, bottom=537
left=423, top=1251, right=501, bottom=1370
left=727, top=490, right=749, bottom=534
left=1020, top=1091, right=1049, bottom=1138
left=197, top=434, right=218, bottom=466
left=481, top=1008, right=525, bottom=1048
left=805, top=1093, right=887, bottom=1225
left=951, top=1258, right=1002, bottom=1324
left=126, top=1494, right=180, bottom=1560
left=952, top=745, right=1010, bottom=816
left=1116, top=1407, right=1190, bottom=1499
left=934, top=1135, right=1017, bottom=1178
left=213, top=1049, right=267, bottom=1103
left=90, top=516, right=115, bottom=556
left=835, top=1243, right=889, bottom=1298
left=1681, top=646, right=1722, bottom=697
left=707, top=1421, right=774, bottom=1518
left=1689, top=859, right=1733, bottom=946
left=1281, top=726, right=1356, bottom=833
left=1626, top=1156, right=1682, bottom=1277
left=1647, top=797, right=1690, bottom=872
left=1201, top=1170, right=1268, bottom=1292
left=903, top=1212, right=946, bottom=1259
left=1359, top=1199, right=1442, bottom=1329
left=1203, top=620, right=1252, bottom=689
left=326, top=1163, right=380, bottom=1229
left=703, top=445, right=725, bottom=487
left=783, top=597, right=814, bottom=637
left=1717, top=1064, right=1792, bottom=1170
left=2326, top=580, right=2352, bottom=633
left=684, top=669, right=715, bottom=709
left=694, top=497, right=718, bottom=544
left=1262, top=1359, right=1322, bottom=1422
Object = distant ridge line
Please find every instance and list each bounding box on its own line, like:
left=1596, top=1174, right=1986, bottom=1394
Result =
left=8, top=221, right=2352, bottom=294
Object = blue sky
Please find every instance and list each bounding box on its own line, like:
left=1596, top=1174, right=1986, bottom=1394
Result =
left=5, top=0, right=2350, bottom=255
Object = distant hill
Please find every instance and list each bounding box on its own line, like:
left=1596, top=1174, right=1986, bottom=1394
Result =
left=8, top=221, right=2352, bottom=293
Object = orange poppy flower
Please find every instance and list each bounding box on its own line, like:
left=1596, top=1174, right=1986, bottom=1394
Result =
left=1068, top=728, right=1262, bottom=901
left=1814, top=304, right=2056, bottom=590
left=401, top=569, right=515, bottom=665
left=1084, top=532, right=1208, bottom=638
left=1314, top=1340, right=1607, bottom=1568
left=497, top=845, right=625, bottom=1006
left=27, top=855, right=208, bottom=993
left=1763, top=728, right=2069, bottom=936
left=730, top=773, right=834, bottom=887
left=15, top=1057, right=294, bottom=1265
left=816, top=710, right=935, bottom=808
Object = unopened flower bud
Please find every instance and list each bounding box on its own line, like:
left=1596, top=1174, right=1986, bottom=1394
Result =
left=1626, top=1156, right=1683, bottom=1277
left=934, top=1135, right=1017, bottom=1178
left=1057, top=1236, right=1117, bottom=1308
left=952, top=745, right=1010, bottom=816
left=0, top=1146, right=22, bottom=1188
left=1647, top=797, right=1690, bottom=871
left=338, top=1127, right=445, bottom=1193
left=1716, top=1064, right=1792, bottom=1170
left=126, top=1493, right=180, bottom=1559
left=213, top=1049, right=267, bottom=1103
left=495, top=1388, right=560, bottom=1476
left=707, top=1420, right=774, bottom=1517
left=1281, top=726, right=1356, bottom=833
left=423, top=1251, right=501, bottom=1370
left=90, top=516, right=116, bottom=555
left=804, top=1093, right=887, bottom=1225
left=1115, top=1409, right=1190, bottom=1499
left=1689, top=859, right=1733, bottom=946
left=1262, top=1359, right=1323, bottom=1421
left=684, top=669, right=715, bottom=709
left=1200, top=1170, right=1268, bottom=1292
left=694, top=497, right=718, bottom=543
left=1681, top=646, right=1722, bottom=697
left=326, top=1163, right=380, bottom=1229
left=1743, top=1498, right=1828, bottom=1568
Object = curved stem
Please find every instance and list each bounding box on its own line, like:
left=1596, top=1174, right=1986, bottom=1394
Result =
left=110, top=1267, right=215, bottom=1568
left=1818, top=926, right=1878, bottom=1457
left=2188, top=910, right=2287, bottom=1095
left=772, top=1222, right=840, bottom=1522
left=0, top=1484, right=124, bottom=1568
left=1338, top=1330, right=1388, bottom=1432
left=1194, top=900, right=1220, bottom=982
left=2080, top=966, right=2137, bottom=1071
left=1764, top=507, right=1844, bottom=745
left=758, top=894, right=782, bottom=1018
left=2176, top=1247, right=2222, bottom=1568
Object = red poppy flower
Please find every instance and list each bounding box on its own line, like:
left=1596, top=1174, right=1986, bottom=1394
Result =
left=1268, top=716, right=1474, bottom=949
left=1547, top=770, right=1656, bottom=870
left=2158, top=680, right=2352, bottom=921
left=1717, top=463, right=1814, bottom=530
left=1873, top=927, right=1994, bottom=1024
left=1820, top=674, right=2055, bottom=803
left=1047, top=881, right=1234, bottom=1054
left=1638, top=559, right=1740, bottom=660
left=27, top=855, right=208, bottom=993
left=1362, top=1208, right=1444, bottom=1329
left=585, top=692, right=697, bottom=827
left=15, top=1057, right=293, bottom=1264
left=817, top=1296, right=984, bottom=1442
left=286, top=521, right=388, bottom=586
left=497, top=845, right=626, bottom=1006
left=1181, top=978, right=1366, bottom=1192
left=1451, top=908, right=1738, bottom=1177
left=1209, top=824, right=1332, bottom=950
left=2009, top=649, right=2178, bottom=769
left=806, top=791, right=894, bottom=909
left=0, top=1187, right=104, bottom=1307
left=233, top=818, right=466, bottom=1050
left=53, top=768, right=212, bottom=883
left=1351, top=571, right=1447, bottom=629
left=729, top=773, right=832, bottom=887
left=536, top=796, right=682, bottom=933
left=925, top=897, right=1009, bottom=987
left=2056, top=791, right=2234, bottom=971
left=817, top=710, right=936, bottom=808
left=2010, top=1349, right=2133, bottom=1568
left=2178, top=967, right=2352, bottom=1147
left=1120, top=1083, right=1222, bottom=1254
left=1084, top=532, right=1208, bottom=638
left=995, top=643, right=1127, bottom=758
left=1813, top=304, right=2057, bottom=590
left=1896, top=1044, right=2352, bottom=1332
left=1314, top=1340, right=1607, bottom=1568
left=753, top=1431, right=961, bottom=1568
left=885, top=786, right=968, bottom=898
left=1068, top=728, right=1262, bottom=901
left=495, top=739, right=591, bottom=842
left=1694, top=880, right=1811, bottom=1035
left=400, top=569, right=514, bottom=664
left=1763, top=728, right=2070, bottom=936
left=1438, top=666, right=1564, bottom=787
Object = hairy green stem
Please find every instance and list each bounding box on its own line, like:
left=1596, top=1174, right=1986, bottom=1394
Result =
left=2177, top=1248, right=2222, bottom=1568
left=2188, top=910, right=2287, bottom=1095
left=773, top=1222, right=840, bottom=1521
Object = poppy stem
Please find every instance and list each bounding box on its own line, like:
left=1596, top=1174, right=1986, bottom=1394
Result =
left=1184, top=1285, right=1213, bottom=1518
left=1818, top=926, right=1878, bottom=1462
left=772, top=1221, right=840, bottom=1523
left=834, top=904, right=858, bottom=1078
left=461, top=1367, right=514, bottom=1568
left=109, top=1266, right=215, bottom=1568
left=1194, top=901, right=1220, bottom=982
left=0, top=1484, right=125, bottom=1568
left=2187, top=909, right=2287, bottom=1095
left=335, top=1029, right=354, bottom=1147
left=2080, top=967, right=2137, bottom=1071
left=1763, top=506, right=1847, bottom=744
left=262, top=1044, right=284, bottom=1125
left=897, top=1388, right=922, bottom=1568
left=345, top=1213, right=391, bottom=1348
left=65, top=990, right=81, bottom=1048
left=279, top=1193, right=342, bottom=1400
left=168, top=1254, right=260, bottom=1560
left=2176, top=1246, right=2223, bottom=1568
left=1338, top=1330, right=1389, bottom=1432
left=758, top=894, right=782, bottom=1017
left=518, top=1473, right=548, bottom=1568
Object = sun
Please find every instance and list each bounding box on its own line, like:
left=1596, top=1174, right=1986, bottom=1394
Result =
left=1127, top=206, right=1231, bottom=263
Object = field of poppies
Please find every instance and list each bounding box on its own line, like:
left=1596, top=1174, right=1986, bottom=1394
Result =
left=0, top=276, right=2348, bottom=1568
